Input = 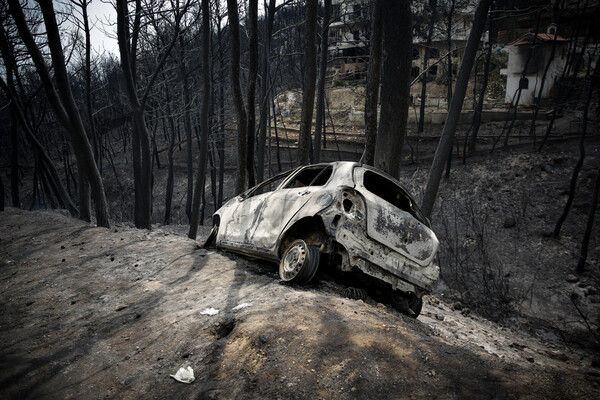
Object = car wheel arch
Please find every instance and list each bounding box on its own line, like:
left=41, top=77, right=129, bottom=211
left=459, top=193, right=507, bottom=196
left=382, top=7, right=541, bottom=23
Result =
left=277, top=216, right=328, bottom=259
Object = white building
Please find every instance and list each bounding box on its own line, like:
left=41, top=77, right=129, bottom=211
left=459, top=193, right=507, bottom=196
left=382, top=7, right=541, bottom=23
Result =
left=328, top=0, right=370, bottom=80
left=504, top=25, right=569, bottom=106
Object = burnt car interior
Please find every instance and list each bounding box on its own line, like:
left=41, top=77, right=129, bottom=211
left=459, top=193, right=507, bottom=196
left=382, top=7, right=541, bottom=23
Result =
left=284, top=165, right=333, bottom=188
left=362, top=170, right=429, bottom=227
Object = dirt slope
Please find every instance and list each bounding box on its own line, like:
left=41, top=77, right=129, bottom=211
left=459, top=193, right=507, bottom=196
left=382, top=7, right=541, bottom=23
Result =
left=0, top=208, right=598, bottom=399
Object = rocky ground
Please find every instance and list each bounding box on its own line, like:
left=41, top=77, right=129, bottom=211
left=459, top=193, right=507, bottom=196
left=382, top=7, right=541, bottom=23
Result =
left=1, top=206, right=599, bottom=399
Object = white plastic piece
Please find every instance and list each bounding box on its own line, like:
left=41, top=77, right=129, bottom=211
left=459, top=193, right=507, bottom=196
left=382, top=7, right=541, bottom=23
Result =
left=200, top=307, right=219, bottom=315
left=170, top=366, right=195, bottom=384
left=232, top=303, right=253, bottom=311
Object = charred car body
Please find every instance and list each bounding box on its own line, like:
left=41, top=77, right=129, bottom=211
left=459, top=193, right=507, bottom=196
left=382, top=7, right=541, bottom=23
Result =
left=205, top=162, right=439, bottom=317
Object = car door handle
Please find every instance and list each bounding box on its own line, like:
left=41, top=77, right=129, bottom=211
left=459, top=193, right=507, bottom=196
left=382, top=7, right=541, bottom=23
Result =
left=298, top=190, right=311, bottom=196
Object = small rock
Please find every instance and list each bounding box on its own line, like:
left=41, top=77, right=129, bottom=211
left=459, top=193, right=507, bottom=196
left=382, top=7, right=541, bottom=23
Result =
left=510, top=343, right=525, bottom=351
left=258, top=335, right=269, bottom=344
left=526, top=357, right=534, bottom=363
left=584, top=368, right=600, bottom=377
left=115, top=305, right=128, bottom=311
left=452, top=302, right=463, bottom=311
left=545, top=351, right=568, bottom=362
left=566, top=274, right=579, bottom=283
left=570, top=292, right=580, bottom=301
left=503, top=217, right=516, bottom=229
left=435, top=314, right=445, bottom=321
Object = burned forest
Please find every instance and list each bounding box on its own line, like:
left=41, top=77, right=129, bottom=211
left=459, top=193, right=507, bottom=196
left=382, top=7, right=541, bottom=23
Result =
left=1, top=0, right=600, bottom=398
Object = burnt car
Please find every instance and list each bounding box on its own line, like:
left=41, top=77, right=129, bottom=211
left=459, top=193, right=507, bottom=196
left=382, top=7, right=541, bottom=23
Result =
left=204, top=161, right=439, bottom=317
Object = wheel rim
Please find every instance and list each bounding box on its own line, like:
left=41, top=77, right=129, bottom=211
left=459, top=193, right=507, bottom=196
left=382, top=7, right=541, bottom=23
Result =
left=281, top=242, right=307, bottom=281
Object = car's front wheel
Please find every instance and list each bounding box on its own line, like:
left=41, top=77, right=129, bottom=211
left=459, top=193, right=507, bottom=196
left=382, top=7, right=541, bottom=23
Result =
left=279, top=239, right=320, bottom=284
left=203, top=224, right=218, bottom=248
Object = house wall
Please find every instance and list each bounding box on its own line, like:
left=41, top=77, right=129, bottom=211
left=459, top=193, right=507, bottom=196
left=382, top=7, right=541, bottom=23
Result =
left=505, top=43, right=567, bottom=105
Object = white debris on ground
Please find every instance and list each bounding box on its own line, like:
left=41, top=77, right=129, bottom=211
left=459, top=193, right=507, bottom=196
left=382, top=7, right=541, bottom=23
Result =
left=170, top=366, right=195, bottom=384
left=232, top=303, right=253, bottom=311
left=200, top=307, right=219, bottom=315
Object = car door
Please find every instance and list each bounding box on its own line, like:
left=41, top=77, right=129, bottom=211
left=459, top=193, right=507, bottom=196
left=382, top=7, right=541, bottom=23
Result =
left=251, top=165, right=334, bottom=253
left=220, top=172, right=291, bottom=250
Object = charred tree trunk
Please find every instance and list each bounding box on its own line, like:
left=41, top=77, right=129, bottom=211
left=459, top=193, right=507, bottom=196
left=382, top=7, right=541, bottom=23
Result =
left=163, top=109, right=176, bottom=225
left=0, top=174, right=4, bottom=211
left=246, top=0, right=258, bottom=187
left=361, top=0, right=382, bottom=166
left=446, top=0, right=456, bottom=104
left=577, top=166, right=600, bottom=274
left=374, top=0, right=412, bottom=179
left=469, top=13, right=493, bottom=153
left=313, top=0, right=331, bottom=163
left=421, top=0, right=492, bottom=217
left=227, top=0, right=248, bottom=194
left=298, top=0, right=319, bottom=166
left=256, top=0, right=277, bottom=184
left=418, top=0, right=438, bottom=134
left=189, top=0, right=211, bottom=239
left=215, top=2, right=226, bottom=207
left=10, top=108, right=20, bottom=208
left=179, top=36, right=195, bottom=223
left=79, top=0, right=98, bottom=167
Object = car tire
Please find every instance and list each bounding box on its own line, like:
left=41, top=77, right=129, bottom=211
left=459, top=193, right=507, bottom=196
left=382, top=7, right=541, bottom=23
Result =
left=391, top=291, right=422, bottom=318
left=279, top=239, right=320, bottom=285
left=408, top=295, right=423, bottom=318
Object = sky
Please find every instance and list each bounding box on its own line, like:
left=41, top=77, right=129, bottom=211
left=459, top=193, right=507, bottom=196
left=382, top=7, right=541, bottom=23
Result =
left=87, top=1, right=120, bottom=56
left=83, top=0, right=286, bottom=58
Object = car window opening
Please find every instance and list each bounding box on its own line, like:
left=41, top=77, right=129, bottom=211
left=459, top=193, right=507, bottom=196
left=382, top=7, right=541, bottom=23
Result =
left=286, top=166, right=333, bottom=189
left=247, top=171, right=290, bottom=198
left=362, top=170, right=420, bottom=220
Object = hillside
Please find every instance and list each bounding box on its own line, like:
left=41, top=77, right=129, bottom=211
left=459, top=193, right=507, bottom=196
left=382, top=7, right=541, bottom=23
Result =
left=1, top=204, right=599, bottom=398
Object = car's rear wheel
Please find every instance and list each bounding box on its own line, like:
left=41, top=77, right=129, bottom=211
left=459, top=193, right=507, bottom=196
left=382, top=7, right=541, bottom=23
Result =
left=279, top=239, right=320, bottom=284
left=408, top=294, right=423, bottom=318
left=391, top=290, right=423, bottom=318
